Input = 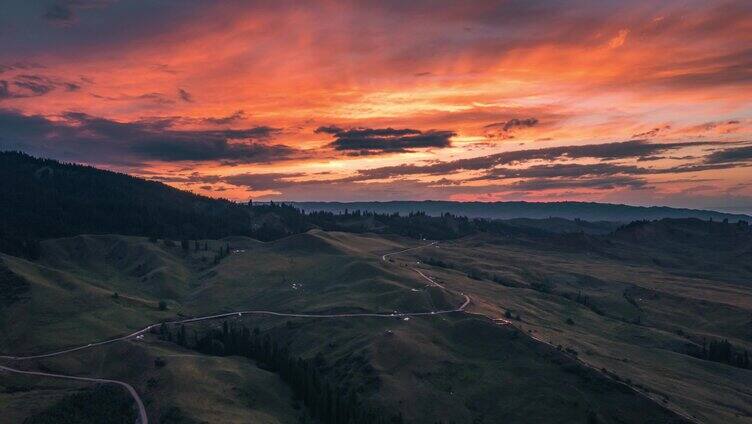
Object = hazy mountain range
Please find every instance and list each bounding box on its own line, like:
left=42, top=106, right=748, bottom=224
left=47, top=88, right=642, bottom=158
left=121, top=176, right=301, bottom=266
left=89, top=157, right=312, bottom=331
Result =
left=292, top=201, right=751, bottom=223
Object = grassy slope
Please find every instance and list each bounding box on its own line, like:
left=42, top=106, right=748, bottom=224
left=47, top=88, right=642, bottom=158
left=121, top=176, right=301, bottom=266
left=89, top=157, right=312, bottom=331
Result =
left=405, top=234, right=752, bottom=423
left=0, top=339, right=303, bottom=424
left=0, top=236, right=180, bottom=354
left=1, top=230, right=686, bottom=423
left=0, top=372, right=88, bottom=423
left=187, top=230, right=450, bottom=317
left=254, top=313, right=680, bottom=423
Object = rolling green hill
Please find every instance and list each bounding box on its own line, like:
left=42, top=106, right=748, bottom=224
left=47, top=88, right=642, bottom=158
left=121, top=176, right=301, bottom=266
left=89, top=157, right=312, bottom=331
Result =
left=1, top=231, right=688, bottom=423
left=404, top=221, right=752, bottom=423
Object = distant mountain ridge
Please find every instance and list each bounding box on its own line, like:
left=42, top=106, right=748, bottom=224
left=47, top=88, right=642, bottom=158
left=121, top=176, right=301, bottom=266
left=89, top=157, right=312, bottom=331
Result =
left=291, top=200, right=751, bottom=223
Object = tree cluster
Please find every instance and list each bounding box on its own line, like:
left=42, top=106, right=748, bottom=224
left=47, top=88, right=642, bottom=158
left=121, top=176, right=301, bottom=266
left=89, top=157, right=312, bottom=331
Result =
left=688, top=338, right=750, bottom=369
left=213, top=243, right=231, bottom=265
left=23, top=384, right=135, bottom=424
left=560, top=291, right=604, bottom=316
left=0, top=260, right=30, bottom=307
left=158, top=321, right=404, bottom=424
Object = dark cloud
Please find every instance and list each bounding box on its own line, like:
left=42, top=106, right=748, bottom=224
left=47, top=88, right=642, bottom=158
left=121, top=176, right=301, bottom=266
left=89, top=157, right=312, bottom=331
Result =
left=198, top=185, right=228, bottom=192
left=222, top=172, right=307, bottom=191
left=506, top=176, right=649, bottom=191
left=203, top=110, right=246, bottom=126
left=63, top=82, right=81, bottom=91
left=316, top=126, right=454, bottom=154
left=210, top=172, right=494, bottom=200
left=484, top=117, right=539, bottom=139
left=185, top=140, right=752, bottom=200
left=291, top=140, right=752, bottom=190
left=12, top=75, right=55, bottom=96
left=485, top=117, right=539, bottom=132
left=0, top=74, right=81, bottom=100
left=178, top=88, right=193, bottom=103
left=314, top=125, right=346, bottom=135
left=636, top=155, right=664, bottom=162
left=481, top=163, right=643, bottom=179
left=476, top=161, right=750, bottom=181
left=209, top=172, right=649, bottom=201
left=91, top=92, right=175, bottom=105
left=43, top=0, right=113, bottom=27
left=682, top=120, right=742, bottom=135
left=150, top=64, right=178, bottom=74
left=129, top=136, right=290, bottom=162
left=44, top=2, right=75, bottom=25
left=0, top=81, right=10, bottom=99
left=704, top=145, right=752, bottom=164
left=347, top=139, right=734, bottom=181
left=632, top=125, right=670, bottom=139
left=0, top=108, right=293, bottom=164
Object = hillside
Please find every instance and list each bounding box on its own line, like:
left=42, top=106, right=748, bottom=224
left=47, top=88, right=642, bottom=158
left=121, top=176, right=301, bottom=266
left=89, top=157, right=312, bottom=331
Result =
left=0, top=152, right=259, bottom=255
left=0, top=231, right=688, bottom=423
left=402, top=220, right=752, bottom=423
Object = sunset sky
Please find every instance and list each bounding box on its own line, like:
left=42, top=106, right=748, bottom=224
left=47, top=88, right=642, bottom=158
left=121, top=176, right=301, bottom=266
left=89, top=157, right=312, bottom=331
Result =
left=1, top=1, right=751, bottom=212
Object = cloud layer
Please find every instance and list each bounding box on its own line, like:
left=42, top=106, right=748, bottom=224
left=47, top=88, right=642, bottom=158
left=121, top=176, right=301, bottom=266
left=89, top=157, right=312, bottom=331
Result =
left=0, top=109, right=292, bottom=165
left=0, top=0, right=751, bottom=210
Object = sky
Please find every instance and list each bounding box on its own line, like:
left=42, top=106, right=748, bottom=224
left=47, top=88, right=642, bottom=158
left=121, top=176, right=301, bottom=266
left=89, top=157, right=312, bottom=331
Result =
left=1, top=0, right=751, bottom=212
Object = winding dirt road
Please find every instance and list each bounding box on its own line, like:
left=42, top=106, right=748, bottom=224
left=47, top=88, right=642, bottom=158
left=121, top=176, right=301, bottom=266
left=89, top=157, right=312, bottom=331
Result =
left=0, top=364, right=148, bottom=424
left=1, top=240, right=692, bottom=423
left=0, top=242, right=465, bottom=424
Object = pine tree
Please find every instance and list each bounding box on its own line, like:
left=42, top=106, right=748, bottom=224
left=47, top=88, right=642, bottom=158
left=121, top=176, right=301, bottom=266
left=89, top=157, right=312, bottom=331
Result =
left=177, top=324, right=187, bottom=346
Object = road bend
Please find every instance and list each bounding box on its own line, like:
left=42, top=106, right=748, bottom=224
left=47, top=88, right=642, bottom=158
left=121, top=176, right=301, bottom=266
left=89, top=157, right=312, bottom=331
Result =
left=387, top=241, right=698, bottom=423
left=0, top=241, right=458, bottom=424
left=0, top=364, right=148, bottom=424
left=0, top=240, right=692, bottom=423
